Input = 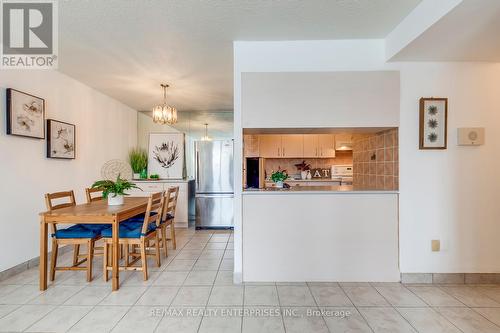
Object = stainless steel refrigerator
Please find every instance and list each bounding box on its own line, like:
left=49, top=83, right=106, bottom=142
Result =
left=195, top=140, right=234, bottom=228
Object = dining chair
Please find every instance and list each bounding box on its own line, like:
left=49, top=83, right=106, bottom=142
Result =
left=85, top=187, right=104, bottom=203
left=102, top=192, right=164, bottom=281
left=45, top=190, right=104, bottom=282
left=158, top=186, right=179, bottom=257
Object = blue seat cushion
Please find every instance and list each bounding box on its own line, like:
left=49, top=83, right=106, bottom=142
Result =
left=101, top=222, right=156, bottom=239
left=80, top=224, right=109, bottom=231
left=160, top=214, right=174, bottom=224
left=126, top=212, right=159, bottom=222
left=53, top=225, right=100, bottom=239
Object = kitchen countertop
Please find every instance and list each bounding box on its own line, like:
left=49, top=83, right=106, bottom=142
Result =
left=132, top=178, right=194, bottom=183
left=243, top=185, right=398, bottom=194
left=265, top=178, right=344, bottom=182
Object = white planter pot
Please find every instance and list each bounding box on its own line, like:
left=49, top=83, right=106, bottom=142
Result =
left=133, top=173, right=141, bottom=180
left=108, top=194, right=124, bottom=206
left=300, top=171, right=308, bottom=180
left=275, top=181, right=284, bottom=188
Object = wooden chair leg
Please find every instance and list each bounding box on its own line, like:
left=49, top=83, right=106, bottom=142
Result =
left=170, top=224, right=176, bottom=250
left=154, top=232, right=161, bottom=267
left=87, top=240, right=94, bottom=282
left=103, top=242, right=109, bottom=282
left=72, top=244, right=80, bottom=266
left=50, top=239, right=58, bottom=281
left=161, top=227, right=168, bottom=257
left=125, top=244, right=129, bottom=267
left=140, top=241, right=148, bottom=281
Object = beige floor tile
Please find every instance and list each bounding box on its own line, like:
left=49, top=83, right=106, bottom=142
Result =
left=64, top=286, right=111, bottom=306
left=477, top=286, right=500, bottom=303
left=0, top=284, right=21, bottom=297
left=0, top=304, right=56, bottom=332
left=135, top=286, right=179, bottom=306
left=205, top=243, right=227, bottom=250
left=473, top=307, right=500, bottom=327
left=165, top=259, right=197, bottom=271
left=245, top=286, right=279, bottom=306
left=25, top=305, right=93, bottom=333
left=199, top=250, right=225, bottom=260
left=68, top=305, right=130, bottom=333
left=120, top=271, right=161, bottom=286
left=0, top=304, right=19, bottom=319
left=29, top=285, right=84, bottom=305
left=215, top=271, right=235, bottom=285
left=219, top=259, right=234, bottom=271
left=111, top=306, right=162, bottom=333
left=281, top=307, right=329, bottom=333
left=407, top=286, right=464, bottom=307
left=277, top=286, right=316, bottom=306
left=154, top=307, right=203, bottom=333
left=436, top=307, right=500, bottom=333
left=440, top=286, right=500, bottom=307
left=0, top=284, right=44, bottom=305
left=358, top=307, right=417, bottom=332
left=184, top=270, right=217, bottom=286
left=242, top=307, right=284, bottom=333
left=172, top=286, right=212, bottom=306
left=198, top=308, right=242, bottom=333
left=309, top=286, right=353, bottom=307
left=193, top=259, right=222, bottom=271
left=342, top=286, right=390, bottom=306
left=320, top=307, right=372, bottom=333
left=374, top=285, right=427, bottom=307
left=208, top=286, right=244, bottom=306
left=99, top=286, right=148, bottom=306
left=153, top=271, right=189, bottom=286
left=397, top=307, right=461, bottom=333
left=175, top=250, right=202, bottom=260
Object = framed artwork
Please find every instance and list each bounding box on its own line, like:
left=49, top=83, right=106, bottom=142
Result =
left=47, top=119, right=76, bottom=159
left=419, top=97, right=448, bottom=149
left=148, top=133, right=185, bottom=179
left=6, top=88, right=45, bottom=139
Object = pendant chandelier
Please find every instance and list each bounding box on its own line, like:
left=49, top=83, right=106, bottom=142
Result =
left=152, top=84, right=177, bottom=125
left=201, top=123, right=211, bottom=141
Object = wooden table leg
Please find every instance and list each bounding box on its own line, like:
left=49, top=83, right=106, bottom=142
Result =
left=39, top=217, right=48, bottom=291
left=112, top=218, right=119, bottom=291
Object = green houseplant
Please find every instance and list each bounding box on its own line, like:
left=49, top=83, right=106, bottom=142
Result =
left=91, top=175, right=139, bottom=206
left=270, top=169, right=288, bottom=188
left=129, top=148, right=148, bottom=179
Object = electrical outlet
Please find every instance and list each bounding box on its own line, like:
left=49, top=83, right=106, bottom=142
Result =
left=431, top=240, right=440, bottom=252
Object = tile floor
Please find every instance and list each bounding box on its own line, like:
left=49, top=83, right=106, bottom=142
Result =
left=1, top=228, right=500, bottom=332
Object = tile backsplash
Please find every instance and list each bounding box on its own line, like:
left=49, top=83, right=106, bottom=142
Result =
left=264, top=151, right=353, bottom=179
left=352, top=129, right=399, bottom=190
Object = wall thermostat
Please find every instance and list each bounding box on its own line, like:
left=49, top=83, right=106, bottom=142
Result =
left=457, top=128, right=485, bottom=146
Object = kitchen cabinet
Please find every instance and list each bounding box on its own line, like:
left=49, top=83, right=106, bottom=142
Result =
left=318, top=134, right=336, bottom=158
left=259, top=135, right=282, bottom=157
left=243, top=134, right=260, bottom=157
left=334, top=134, right=353, bottom=151
left=303, top=135, right=319, bottom=157
left=281, top=135, right=303, bottom=157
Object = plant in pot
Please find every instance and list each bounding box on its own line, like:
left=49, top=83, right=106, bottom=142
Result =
left=270, top=169, right=288, bottom=188
left=129, top=148, right=148, bottom=180
left=91, top=175, right=139, bottom=206
left=295, top=160, right=311, bottom=180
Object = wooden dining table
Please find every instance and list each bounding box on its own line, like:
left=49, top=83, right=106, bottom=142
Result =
left=39, top=196, right=149, bottom=291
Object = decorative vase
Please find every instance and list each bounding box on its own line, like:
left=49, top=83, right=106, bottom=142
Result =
left=140, top=168, right=148, bottom=179
left=275, top=181, right=284, bottom=188
left=133, top=173, right=140, bottom=180
left=300, top=171, right=307, bottom=180
left=108, top=194, right=124, bottom=206
left=306, top=170, right=312, bottom=179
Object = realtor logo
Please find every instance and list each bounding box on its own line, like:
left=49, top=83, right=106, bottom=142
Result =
left=1, top=0, right=58, bottom=69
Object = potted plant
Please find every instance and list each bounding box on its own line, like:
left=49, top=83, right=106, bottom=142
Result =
left=91, top=175, right=139, bottom=206
left=129, top=148, right=148, bottom=180
left=270, top=169, right=288, bottom=188
left=295, top=160, right=311, bottom=180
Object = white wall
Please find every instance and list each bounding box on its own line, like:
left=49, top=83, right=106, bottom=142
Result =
left=0, top=70, right=137, bottom=272
left=234, top=40, right=500, bottom=280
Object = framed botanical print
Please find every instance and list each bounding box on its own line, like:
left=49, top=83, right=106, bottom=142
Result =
left=6, top=88, right=45, bottom=139
left=148, top=133, right=185, bottom=179
left=47, top=119, right=76, bottom=159
left=419, top=97, right=448, bottom=149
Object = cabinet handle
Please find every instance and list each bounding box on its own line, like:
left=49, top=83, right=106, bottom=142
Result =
left=277, top=147, right=280, bottom=156
left=283, top=148, right=285, bottom=156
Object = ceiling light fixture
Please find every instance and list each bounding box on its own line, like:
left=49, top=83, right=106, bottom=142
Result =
left=201, top=123, right=211, bottom=141
left=152, top=83, right=177, bottom=125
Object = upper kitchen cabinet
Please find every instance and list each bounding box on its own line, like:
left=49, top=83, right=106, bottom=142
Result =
left=318, top=134, right=336, bottom=158
left=335, top=134, right=353, bottom=151
left=281, top=135, right=303, bottom=157
left=303, top=135, right=319, bottom=157
left=259, top=135, right=282, bottom=157
left=243, top=134, right=260, bottom=157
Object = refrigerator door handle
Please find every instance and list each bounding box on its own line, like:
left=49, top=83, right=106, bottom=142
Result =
left=196, top=150, right=200, bottom=189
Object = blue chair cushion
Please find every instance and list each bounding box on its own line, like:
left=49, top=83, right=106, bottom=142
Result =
left=101, top=222, right=156, bottom=239
left=81, top=224, right=109, bottom=231
left=160, top=213, right=174, bottom=224
left=52, top=225, right=100, bottom=239
left=126, top=212, right=159, bottom=222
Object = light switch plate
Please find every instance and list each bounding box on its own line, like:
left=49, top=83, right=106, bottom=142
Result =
left=457, top=128, right=485, bottom=146
left=432, top=240, right=440, bottom=252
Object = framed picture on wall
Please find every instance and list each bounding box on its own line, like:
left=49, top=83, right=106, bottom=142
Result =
left=6, top=88, right=45, bottom=139
left=419, top=97, right=448, bottom=149
left=47, top=119, right=76, bottom=159
left=148, top=133, right=185, bottom=179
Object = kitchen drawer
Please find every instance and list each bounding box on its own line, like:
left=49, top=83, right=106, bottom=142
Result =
left=135, top=182, right=164, bottom=192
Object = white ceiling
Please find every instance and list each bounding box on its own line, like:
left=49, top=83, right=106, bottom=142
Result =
left=58, top=0, right=421, bottom=112
left=390, top=0, right=500, bottom=61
